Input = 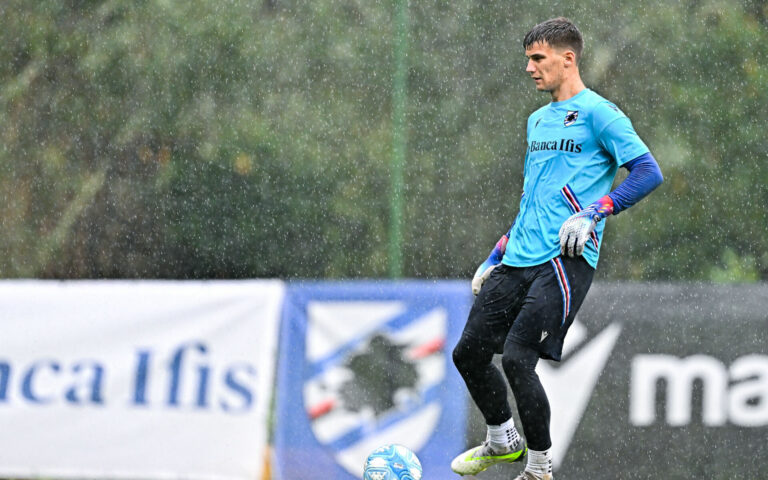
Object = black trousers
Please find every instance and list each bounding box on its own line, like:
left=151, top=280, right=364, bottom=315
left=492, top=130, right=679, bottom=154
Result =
left=452, top=256, right=594, bottom=451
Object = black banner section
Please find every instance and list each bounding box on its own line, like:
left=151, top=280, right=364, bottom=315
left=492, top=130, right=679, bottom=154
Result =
left=464, top=283, right=768, bottom=480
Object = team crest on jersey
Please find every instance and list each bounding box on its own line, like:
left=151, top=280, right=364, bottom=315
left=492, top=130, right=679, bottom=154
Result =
left=303, top=301, right=447, bottom=476
left=564, top=110, right=579, bottom=126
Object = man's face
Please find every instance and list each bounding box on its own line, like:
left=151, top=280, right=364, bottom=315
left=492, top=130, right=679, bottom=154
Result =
left=525, top=41, right=569, bottom=92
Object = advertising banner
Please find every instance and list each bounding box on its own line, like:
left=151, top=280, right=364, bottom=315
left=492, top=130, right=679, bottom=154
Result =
left=467, top=283, right=768, bottom=480
left=273, top=281, right=473, bottom=480
left=0, top=280, right=283, bottom=480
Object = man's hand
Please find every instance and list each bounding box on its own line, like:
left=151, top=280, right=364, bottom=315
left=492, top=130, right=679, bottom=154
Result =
left=559, top=210, right=599, bottom=257
left=559, top=195, right=614, bottom=257
left=472, top=264, right=496, bottom=295
left=471, top=228, right=512, bottom=295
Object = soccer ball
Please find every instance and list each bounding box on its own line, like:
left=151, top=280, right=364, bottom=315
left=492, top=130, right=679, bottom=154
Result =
left=363, top=444, right=423, bottom=480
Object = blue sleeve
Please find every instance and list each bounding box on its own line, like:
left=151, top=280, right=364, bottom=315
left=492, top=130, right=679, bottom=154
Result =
left=593, top=102, right=650, bottom=166
left=608, top=152, right=664, bottom=214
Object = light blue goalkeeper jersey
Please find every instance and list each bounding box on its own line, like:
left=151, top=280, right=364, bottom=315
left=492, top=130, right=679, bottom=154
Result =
left=502, top=88, right=650, bottom=269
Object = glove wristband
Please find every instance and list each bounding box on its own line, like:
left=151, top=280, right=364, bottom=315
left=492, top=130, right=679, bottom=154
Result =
left=585, top=195, right=614, bottom=220
left=474, top=234, right=508, bottom=277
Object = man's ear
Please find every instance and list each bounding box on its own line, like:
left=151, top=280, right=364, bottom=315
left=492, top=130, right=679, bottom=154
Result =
left=563, top=50, right=577, bottom=67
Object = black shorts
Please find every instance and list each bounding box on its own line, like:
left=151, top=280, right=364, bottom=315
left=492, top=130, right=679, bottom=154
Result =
left=462, top=255, right=595, bottom=361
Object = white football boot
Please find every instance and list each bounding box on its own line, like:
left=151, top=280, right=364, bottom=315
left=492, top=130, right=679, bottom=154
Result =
left=450, top=437, right=527, bottom=476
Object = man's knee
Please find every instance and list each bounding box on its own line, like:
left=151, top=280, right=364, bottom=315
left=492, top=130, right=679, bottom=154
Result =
left=452, top=334, right=492, bottom=373
left=501, top=341, right=538, bottom=380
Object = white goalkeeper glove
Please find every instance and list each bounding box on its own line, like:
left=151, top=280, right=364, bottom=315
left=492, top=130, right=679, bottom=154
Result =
left=559, top=196, right=614, bottom=257
left=471, top=264, right=497, bottom=296
left=471, top=231, right=511, bottom=295
left=559, top=211, right=598, bottom=257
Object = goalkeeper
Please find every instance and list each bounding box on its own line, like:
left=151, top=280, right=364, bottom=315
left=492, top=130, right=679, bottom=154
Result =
left=451, top=17, right=663, bottom=480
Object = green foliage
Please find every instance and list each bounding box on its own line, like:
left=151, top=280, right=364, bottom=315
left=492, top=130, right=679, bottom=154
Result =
left=0, top=0, right=766, bottom=280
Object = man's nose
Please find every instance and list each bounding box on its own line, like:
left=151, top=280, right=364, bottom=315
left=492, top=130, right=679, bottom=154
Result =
left=526, top=60, right=535, bottom=73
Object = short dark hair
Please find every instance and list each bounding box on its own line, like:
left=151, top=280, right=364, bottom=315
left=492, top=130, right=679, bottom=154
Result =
left=523, top=17, right=584, bottom=63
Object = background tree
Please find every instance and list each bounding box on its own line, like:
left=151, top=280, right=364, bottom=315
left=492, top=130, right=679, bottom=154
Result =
left=1, top=0, right=766, bottom=280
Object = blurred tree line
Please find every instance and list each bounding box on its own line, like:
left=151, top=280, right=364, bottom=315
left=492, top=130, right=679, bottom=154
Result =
left=1, top=0, right=766, bottom=281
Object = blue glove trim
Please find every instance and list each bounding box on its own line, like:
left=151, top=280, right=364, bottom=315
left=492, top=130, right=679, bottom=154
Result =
left=474, top=224, right=513, bottom=277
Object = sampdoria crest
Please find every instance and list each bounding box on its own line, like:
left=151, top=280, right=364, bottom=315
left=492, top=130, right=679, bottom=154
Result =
left=564, top=110, right=579, bottom=126
left=303, top=301, right=447, bottom=476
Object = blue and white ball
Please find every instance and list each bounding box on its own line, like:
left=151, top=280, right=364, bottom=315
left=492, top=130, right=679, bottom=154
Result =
left=363, top=444, right=423, bottom=480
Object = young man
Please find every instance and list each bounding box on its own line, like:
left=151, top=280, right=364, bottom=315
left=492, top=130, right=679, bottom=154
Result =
left=450, top=18, right=663, bottom=480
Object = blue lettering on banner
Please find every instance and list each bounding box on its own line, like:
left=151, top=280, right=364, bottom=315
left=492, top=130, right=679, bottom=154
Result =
left=133, top=350, right=152, bottom=406
left=221, top=365, right=258, bottom=413
left=167, top=342, right=208, bottom=407
left=65, top=362, right=105, bottom=405
left=23, top=360, right=61, bottom=404
left=0, top=342, right=258, bottom=414
left=0, top=363, right=9, bottom=400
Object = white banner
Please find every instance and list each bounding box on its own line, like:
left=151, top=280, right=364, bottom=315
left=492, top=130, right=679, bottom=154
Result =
left=0, top=280, right=284, bottom=480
